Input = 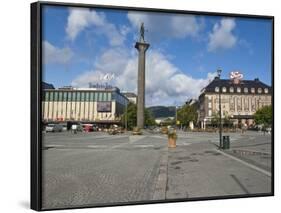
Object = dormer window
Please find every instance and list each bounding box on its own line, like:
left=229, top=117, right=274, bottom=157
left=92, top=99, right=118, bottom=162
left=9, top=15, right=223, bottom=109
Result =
left=237, top=87, right=241, bottom=93
left=215, top=87, right=219, bottom=92
left=264, top=88, right=269, bottom=93
left=258, top=88, right=262, bottom=93
left=251, top=88, right=255, bottom=93
left=222, top=87, right=227, bottom=92
left=230, top=87, right=234, bottom=93
left=244, top=88, right=248, bottom=93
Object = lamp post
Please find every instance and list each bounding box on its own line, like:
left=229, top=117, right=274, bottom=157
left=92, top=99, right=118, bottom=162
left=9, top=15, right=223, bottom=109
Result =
left=125, top=102, right=128, bottom=131
left=175, top=105, right=177, bottom=129
left=217, top=68, right=223, bottom=149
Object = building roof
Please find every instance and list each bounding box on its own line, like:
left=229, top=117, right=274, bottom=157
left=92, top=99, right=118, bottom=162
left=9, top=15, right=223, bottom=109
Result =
left=42, top=82, right=55, bottom=89
left=122, top=92, right=137, bottom=97
left=201, top=77, right=272, bottom=95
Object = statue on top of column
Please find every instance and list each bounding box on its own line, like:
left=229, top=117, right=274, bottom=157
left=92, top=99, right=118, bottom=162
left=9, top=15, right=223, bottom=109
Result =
left=140, top=22, right=145, bottom=42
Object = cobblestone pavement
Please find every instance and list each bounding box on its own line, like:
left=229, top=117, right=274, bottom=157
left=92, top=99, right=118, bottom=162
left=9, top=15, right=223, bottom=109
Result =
left=41, top=130, right=272, bottom=209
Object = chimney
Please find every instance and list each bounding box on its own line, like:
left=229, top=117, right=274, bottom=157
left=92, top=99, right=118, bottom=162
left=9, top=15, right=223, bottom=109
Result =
left=254, top=78, right=259, bottom=82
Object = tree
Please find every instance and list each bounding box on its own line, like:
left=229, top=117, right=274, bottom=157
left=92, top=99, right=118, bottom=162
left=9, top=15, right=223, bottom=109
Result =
left=254, top=105, right=272, bottom=127
left=211, top=112, right=219, bottom=127
left=121, top=102, right=156, bottom=129
left=144, top=109, right=156, bottom=127
left=177, top=105, right=198, bottom=127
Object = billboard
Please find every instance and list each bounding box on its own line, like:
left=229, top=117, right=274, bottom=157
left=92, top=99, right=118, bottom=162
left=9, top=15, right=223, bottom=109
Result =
left=97, top=102, right=112, bottom=112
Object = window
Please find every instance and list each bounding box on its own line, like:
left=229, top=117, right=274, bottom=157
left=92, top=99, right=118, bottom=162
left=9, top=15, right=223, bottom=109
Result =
left=230, top=87, right=234, bottom=93
left=95, top=92, right=99, bottom=101
left=215, top=87, right=219, bottom=92
left=90, top=92, right=94, bottom=101
left=208, top=110, right=212, bottom=116
left=258, top=88, right=262, bottom=93
left=237, top=87, right=241, bottom=93
left=54, top=92, right=58, bottom=101
left=49, top=91, right=54, bottom=101
left=58, top=92, right=63, bottom=101
left=108, top=92, right=112, bottom=101
left=264, top=88, right=269, bottom=93
left=81, top=92, right=86, bottom=101
left=103, top=92, right=107, bottom=101
left=244, top=88, right=248, bottom=93
left=222, top=87, right=226, bottom=92
left=72, top=92, right=76, bottom=102
left=98, top=92, right=103, bottom=101
left=76, top=92, right=80, bottom=101
left=63, top=92, right=67, bottom=101
left=251, top=88, right=255, bottom=93
left=68, top=92, right=72, bottom=101
left=45, top=92, right=49, bottom=101
left=85, top=92, right=89, bottom=101
left=208, top=102, right=212, bottom=108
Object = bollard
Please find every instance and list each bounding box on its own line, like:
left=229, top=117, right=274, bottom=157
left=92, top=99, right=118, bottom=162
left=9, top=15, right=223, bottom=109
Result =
left=222, top=135, right=230, bottom=149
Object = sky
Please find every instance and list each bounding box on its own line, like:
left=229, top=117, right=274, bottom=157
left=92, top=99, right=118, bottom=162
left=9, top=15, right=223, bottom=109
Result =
left=42, top=5, right=273, bottom=106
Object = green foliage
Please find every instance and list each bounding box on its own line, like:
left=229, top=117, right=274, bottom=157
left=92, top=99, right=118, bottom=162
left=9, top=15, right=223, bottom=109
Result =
left=168, top=131, right=177, bottom=139
left=177, top=105, right=198, bottom=127
left=145, top=109, right=156, bottom=126
left=121, top=102, right=156, bottom=129
left=211, top=112, right=219, bottom=127
left=254, top=105, right=272, bottom=126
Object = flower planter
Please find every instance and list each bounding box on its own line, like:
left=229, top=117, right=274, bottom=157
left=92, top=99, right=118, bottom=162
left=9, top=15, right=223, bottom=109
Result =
left=168, top=137, right=176, bottom=148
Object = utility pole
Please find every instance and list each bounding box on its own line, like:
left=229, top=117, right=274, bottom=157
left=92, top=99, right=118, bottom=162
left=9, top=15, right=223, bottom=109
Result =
left=217, top=68, right=223, bottom=148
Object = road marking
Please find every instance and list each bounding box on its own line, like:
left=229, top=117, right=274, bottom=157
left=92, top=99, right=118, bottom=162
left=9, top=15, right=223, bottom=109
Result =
left=134, top=145, right=154, bottom=148
left=214, top=149, right=271, bottom=177
left=179, top=142, right=191, bottom=146
left=87, top=145, right=108, bottom=148
left=45, top=144, right=64, bottom=147
left=129, top=135, right=147, bottom=143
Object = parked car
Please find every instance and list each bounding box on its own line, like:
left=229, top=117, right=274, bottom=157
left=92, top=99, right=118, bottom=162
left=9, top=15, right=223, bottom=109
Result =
left=45, top=124, right=63, bottom=132
left=83, top=124, right=94, bottom=132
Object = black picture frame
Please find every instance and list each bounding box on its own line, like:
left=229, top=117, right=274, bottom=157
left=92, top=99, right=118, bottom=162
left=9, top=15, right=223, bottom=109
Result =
left=31, top=1, right=274, bottom=211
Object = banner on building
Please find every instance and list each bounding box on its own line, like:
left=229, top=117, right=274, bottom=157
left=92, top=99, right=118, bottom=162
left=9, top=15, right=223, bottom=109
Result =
left=97, top=102, right=112, bottom=112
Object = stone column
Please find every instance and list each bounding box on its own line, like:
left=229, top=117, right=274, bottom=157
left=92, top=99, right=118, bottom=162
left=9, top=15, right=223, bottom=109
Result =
left=135, top=41, right=150, bottom=129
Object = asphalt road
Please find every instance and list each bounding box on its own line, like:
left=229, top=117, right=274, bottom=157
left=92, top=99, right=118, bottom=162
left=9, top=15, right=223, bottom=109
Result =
left=41, top=130, right=272, bottom=209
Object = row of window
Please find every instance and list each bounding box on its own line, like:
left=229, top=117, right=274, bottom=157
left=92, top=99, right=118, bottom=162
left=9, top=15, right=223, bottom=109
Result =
left=43, top=91, right=129, bottom=106
left=44, top=91, right=112, bottom=102
left=215, top=87, right=269, bottom=94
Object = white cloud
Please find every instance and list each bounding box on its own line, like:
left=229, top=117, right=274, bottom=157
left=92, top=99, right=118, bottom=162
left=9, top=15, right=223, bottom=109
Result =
left=66, top=8, right=125, bottom=46
left=208, top=18, right=237, bottom=52
left=71, top=47, right=215, bottom=106
left=127, top=12, right=202, bottom=42
left=42, top=41, right=73, bottom=64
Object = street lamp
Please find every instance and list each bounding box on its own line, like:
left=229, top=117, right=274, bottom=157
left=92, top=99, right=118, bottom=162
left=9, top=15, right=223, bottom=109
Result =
left=217, top=68, right=223, bottom=149
left=125, top=102, right=128, bottom=131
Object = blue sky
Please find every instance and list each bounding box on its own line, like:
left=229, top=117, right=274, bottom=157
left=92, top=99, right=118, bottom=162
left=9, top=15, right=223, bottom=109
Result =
left=42, top=5, right=272, bottom=106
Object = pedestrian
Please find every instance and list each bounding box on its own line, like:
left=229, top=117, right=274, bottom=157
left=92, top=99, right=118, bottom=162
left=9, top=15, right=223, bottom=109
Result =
left=72, top=124, right=77, bottom=134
